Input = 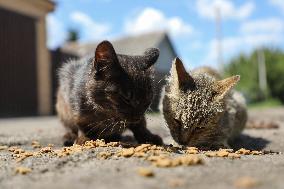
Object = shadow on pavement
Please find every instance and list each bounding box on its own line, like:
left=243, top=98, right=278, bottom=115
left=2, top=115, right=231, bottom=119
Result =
left=230, top=134, right=270, bottom=150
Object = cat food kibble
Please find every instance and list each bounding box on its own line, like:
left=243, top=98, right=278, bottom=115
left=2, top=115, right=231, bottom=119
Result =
left=186, top=147, right=199, bottom=154
left=15, top=167, right=32, bottom=175
left=179, top=155, right=203, bottom=166
left=16, top=152, right=34, bottom=162
left=135, top=144, right=151, bottom=152
left=13, top=148, right=25, bottom=154
left=250, top=151, right=262, bottom=155
left=98, top=152, right=112, bottom=159
left=154, top=158, right=172, bottom=167
left=205, top=151, right=217, bottom=157
left=5, top=137, right=271, bottom=179
left=133, top=152, right=147, bottom=158
left=31, top=141, right=41, bottom=148
left=219, top=148, right=234, bottom=152
left=228, top=153, right=241, bottom=159
left=0, top=145, right=8, bottom=150
left=137, top=167, right=154, bottom=177
left=236, top=148, right=251, bottom=155
left=216, top=150, right=229, bottom=157
left=8, top=146, right=18, bottom=152
left=40, top=147, right=53, bottom=153
left=121, top=147, right=135, bottom=157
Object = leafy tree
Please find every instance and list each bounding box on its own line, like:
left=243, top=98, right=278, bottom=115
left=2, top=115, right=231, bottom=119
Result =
left=263, top=48, right=284, bottom=103
left=224, top=48, right=284, bottom=104
left=67, top=29, right=79, bottom=42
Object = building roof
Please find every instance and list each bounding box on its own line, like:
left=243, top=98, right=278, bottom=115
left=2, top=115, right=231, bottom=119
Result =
left=36, top=0, right=55, bottom=12
left=0, top=0, right=55, bottom=17
left=61, top=31, right=173, bottom=57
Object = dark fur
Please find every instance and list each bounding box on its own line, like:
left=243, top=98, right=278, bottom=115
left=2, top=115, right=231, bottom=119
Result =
left=56, top=41, right=163, bottom=146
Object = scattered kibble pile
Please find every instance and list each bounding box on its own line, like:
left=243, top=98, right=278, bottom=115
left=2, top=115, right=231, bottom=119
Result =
left=0, top=140, right=270, bottom=176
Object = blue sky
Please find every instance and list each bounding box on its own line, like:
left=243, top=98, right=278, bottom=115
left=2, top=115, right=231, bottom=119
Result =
left=47, top=0, right=284, bottom=69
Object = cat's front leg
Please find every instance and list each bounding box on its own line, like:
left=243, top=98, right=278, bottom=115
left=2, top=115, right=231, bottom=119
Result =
left=128, top=117, right=163, bottom=145
left=75, top=130, right=91, bottom=145
left=61, top=122, right=78, bottom=146
left=63, top=132, right=78, bottom=146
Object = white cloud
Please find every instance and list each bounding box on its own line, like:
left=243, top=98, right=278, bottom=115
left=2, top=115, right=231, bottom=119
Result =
left=124, top=7, right=194, bottom=37
left=201, top=32, right=284, bottom=67
left=196, top=0, right=255, bottom=20
left=70, top=11, right=111, bottom=42
left=241, top=18, right=284, bottom=34
left=269, top=0, right=284, bottom=13
left=199, top=15, right=284, bottom=68
left=46, top=14, right=67, bottom=49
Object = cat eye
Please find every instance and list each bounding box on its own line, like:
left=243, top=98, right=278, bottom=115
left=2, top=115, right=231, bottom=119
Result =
left=120, top=95, right=130, bottom=105
left=173, top=118, right=182, bottom=127
left=120, top=91, right=133, bottom=105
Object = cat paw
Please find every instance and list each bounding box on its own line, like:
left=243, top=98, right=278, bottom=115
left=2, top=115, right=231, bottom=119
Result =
left=63, top=133, right=77, bottom=146
left=63, top=140, right=74, bottom=147
left=75, top=135, right=91, bottom=145
left=143, top=134, right=164, bottom=145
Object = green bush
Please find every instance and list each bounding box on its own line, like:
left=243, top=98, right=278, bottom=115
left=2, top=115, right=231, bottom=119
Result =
left=224, top=48, right=284, bottom=104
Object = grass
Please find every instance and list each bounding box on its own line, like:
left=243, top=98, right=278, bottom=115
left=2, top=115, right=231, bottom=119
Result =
left=248, top=98, right=283, bottom=109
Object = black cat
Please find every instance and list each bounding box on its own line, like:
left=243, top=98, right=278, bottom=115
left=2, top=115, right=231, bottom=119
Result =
left=56, top=40, right=163, bottom=146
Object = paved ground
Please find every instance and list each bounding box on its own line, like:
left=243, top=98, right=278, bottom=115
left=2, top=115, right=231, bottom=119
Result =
left=0, top=108, right=284, bottom=189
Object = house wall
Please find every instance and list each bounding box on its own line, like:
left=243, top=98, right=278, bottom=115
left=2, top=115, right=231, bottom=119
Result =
left=0, top=0, right=54, bottom=116
left=0, top=7, right=38, bottom=117
left=155, top=38, right=176, bottom=72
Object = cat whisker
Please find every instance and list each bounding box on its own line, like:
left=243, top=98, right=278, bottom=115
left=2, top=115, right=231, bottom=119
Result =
left=84, top=118, right=113, bottom=137
left=123, top=120, right=127, bottom=131
left=110, top=121, right=119, bottom=135
left=99, top=65, right=110, bottom=72
left=97, top=122, right=112, bottom=139
left=157, top=77, right=165, bottom=84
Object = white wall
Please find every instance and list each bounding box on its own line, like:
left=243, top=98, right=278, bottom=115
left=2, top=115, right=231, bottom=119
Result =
left=155, top=39, right=176, bottom=73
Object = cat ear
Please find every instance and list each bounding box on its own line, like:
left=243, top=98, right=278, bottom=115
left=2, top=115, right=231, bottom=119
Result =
left=141, top=48, right=160, bottom=70
left=94, top=40, right=118, bottom=63
left=171, top=57, right=196, bottom=91
left=93, top=41, right=119, bottom=78
left=213, top=75, right=240, bottom=100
